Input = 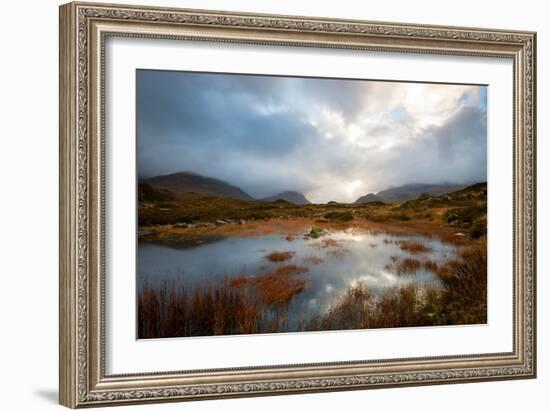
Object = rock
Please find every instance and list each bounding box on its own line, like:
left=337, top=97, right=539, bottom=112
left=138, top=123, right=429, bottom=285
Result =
left=174, top=222, right=188, bottom=228
left=138, top=229, right=152, bottom=237
left=454, top=232, right=466, bottom=237
left=446, top=213, right=459, bottom=223
left=239, top=219, right=247, bottom=225
left=216, top=219, right=228, bottom=225
left=198, top=222, right=215, bottom=228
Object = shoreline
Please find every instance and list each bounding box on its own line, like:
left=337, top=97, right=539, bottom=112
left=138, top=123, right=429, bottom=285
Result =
left=138, top=216, right=475, bottom=247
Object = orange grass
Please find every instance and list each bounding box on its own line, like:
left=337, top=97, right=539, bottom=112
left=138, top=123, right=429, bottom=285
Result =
left=326, top=248, right=351, bottom=258
left=138, top=263, right=310, bottom=338
left=321, top=238, right=342, bottom=248
left=422, top=259, right=439, bottom=273
left=138, top=281, right=264, bottom=338
left=230, top=264, right=309, bottom=306
left=308, top=238, right=343, bottom=249
left=303, top=255, right=324, bottom=265
left=256, top=270, right=306, bottom=306
left=139, top=243, right=486, bottom=338
left=395, top=257, right=422, bottom=274
left=229, top=276, right=250, bottom=288
left=399, top=240, right=432, bottom=253
left=303, top=284, right=436, bottom=331
left=306, top=237, right=351, bottom=259
left=303, top=244, right=487, bottom=331
left=264, top=251, right=295, bottom=262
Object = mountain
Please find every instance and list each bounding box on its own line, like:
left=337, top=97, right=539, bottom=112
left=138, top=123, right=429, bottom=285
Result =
left=355, top=183, right=468, bottom=204
left=138, top=182, right=176, bottom=202
left=398, top=182, right=487, bottom=214
left=354, top=193, right=384, bottom=204
left=262, top=191, right=311, bottom=205
left=146, top=172, right=253, bottom=201
left=439, top=182, right=487, bottom=201
left=376, top=183, right=467, bottom=203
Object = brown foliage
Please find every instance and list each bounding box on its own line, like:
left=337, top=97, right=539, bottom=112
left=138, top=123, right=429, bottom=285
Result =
left=399, top=240, right=432, bottom=253
left=264, top=251, right=295, bottom=262
left=303, top=255, right=324, bottom=265
left=138, top=281, right=262, bottom=338
left=437, top=244, right=487, bottom=324
left=256, top=269, right=306, bottom=306
left=395, top=257, right=422, bottom=274
left=306, top=284, right=437, bottom=331
left=304, top=243, right=487, bottom=331
left=422, top=259, right=439, bottom=273
left=138, top=244, right=487, bottom=338
left=138, top=264, right=309, bottom=338
left=229, top=276, right=250, bottom=288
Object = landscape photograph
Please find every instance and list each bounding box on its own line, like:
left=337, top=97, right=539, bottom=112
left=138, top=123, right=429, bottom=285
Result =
left=136, top=69, right=488, bottom=339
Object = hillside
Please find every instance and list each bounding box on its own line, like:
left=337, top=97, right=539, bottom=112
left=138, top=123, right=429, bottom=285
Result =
left=138, top=182, right=176, bottom=202
left=146, top=172, right=253, bottom=201
left=373, top=183, right=467, bottom=204
left=262, top=191, right=311, bottom=205
left=354, top=193, right=384, bottom=204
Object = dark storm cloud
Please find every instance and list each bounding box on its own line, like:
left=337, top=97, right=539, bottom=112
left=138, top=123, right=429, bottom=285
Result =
left=374, top=105, right=487, bottom=187
left=137, top=71, right=320, bottom=197
left=137, top=70, right=487, bottom=202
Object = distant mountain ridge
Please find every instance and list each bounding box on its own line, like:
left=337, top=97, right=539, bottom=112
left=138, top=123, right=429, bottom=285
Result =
left=355, top=183, right=468, bottom=204
left=146, top=172, right=253, bottom=201
left=144, top=172, right=469, bottom=205
left=354, top=193, right=384, bottom=204
left=262, top=191, right=311, bottom=205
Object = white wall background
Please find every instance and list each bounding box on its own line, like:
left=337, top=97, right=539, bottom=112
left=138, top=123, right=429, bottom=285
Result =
left=0, top=0, right=546, bottom=409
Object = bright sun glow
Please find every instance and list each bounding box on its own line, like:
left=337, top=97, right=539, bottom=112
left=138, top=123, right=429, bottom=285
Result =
left=345, top=180, right=364, bottom=196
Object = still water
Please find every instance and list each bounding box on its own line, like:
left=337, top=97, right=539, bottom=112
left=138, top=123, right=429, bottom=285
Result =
left=138, top=229, right=456, bottom=330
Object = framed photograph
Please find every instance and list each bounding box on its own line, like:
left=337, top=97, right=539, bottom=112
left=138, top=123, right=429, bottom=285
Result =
left=59, top=2, right=537, bottom=408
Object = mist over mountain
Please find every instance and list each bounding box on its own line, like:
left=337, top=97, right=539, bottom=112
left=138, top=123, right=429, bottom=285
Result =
left=146, top=172, right=253, bottom=201
left=261, top=191, right=311, bottom=205
left=137, top=71, right=487, bottom=203
left=363, top=183, right=468, bottom=204
left=145, top=171, right=474, bottom=208
left=354, top=193, right=384, bottom=204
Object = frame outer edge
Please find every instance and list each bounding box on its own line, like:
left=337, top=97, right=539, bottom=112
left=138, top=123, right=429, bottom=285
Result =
left=60, top=2, right=79, bottom=409
left=530, top=32, right=537, bottom=378
left=60, top=1, right=537, bottom=407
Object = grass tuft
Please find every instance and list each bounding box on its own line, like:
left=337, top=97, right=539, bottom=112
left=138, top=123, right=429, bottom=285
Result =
left=324, top=211, right=353, bottom=222
left=138, top=243, right=486, bottom=338
left=399, top=240, right=432, bottom=253
left=395, top=257, right=422, bottom=274
left=264, top=251, right=295, bottom=262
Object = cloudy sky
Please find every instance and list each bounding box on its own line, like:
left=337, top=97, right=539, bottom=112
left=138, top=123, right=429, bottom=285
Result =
left=137, top=70, right=487, bottom=203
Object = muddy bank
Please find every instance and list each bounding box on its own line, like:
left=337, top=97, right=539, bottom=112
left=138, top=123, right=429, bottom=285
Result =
left=138, top=216, right=475, bottom=247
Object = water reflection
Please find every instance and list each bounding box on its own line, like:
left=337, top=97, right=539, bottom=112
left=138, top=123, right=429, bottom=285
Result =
left=138, top=229, right=455, bottom=330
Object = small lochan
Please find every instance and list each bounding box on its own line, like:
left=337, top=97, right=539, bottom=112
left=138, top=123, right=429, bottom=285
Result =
left=136, top=69, right=488, bottom=339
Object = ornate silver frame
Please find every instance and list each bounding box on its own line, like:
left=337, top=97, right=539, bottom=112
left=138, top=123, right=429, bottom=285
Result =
left=59, top=2, right=537, bottom=408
